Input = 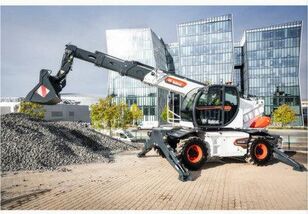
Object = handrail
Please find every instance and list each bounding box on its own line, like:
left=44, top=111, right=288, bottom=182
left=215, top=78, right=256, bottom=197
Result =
left=167, top=109, right=181, bottom=125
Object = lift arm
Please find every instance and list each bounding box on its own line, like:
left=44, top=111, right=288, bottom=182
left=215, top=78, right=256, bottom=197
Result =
left=25, top=44, right=203, bottom=105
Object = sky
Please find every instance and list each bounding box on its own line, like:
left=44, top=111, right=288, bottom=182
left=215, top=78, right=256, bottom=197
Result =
left=1, top=6, right=307, bottom=99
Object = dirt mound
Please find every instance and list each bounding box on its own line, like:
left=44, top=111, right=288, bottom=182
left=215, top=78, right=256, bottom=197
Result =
left=1, top=113, right=138, bottom=172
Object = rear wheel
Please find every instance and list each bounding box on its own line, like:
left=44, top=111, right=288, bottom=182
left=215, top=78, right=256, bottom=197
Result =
left=180, top=137, right=207, bottom=170
left=246, top=138, right=272, bottom=165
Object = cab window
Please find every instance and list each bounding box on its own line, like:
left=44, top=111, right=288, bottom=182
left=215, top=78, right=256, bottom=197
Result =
left=195, top=86, right=223, bottom=126
left=195, top=86, right=238, bottom=127
left=224, top=87, right=238, bottom=124
left=181, top=88, right=198, bottom=122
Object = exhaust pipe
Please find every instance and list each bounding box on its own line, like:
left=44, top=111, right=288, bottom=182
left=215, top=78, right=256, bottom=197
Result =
left=25, top=69, right=62, bottom=105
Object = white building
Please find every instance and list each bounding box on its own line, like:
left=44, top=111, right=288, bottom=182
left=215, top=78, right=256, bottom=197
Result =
left=0, top=101, right=20, bottom=115
left=44, top=104, right=90, bottom=122
left=0, top=94, right=100, bottom=123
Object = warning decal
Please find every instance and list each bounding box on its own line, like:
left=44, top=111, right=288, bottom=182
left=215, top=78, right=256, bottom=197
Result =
left=36, top=85, right=50, bottom=97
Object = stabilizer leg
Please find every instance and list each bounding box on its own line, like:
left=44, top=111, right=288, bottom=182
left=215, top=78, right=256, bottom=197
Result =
left=272, top=147, right=306, bottom=171
left=138, top=128, right=192, bottom=181
left=137, top=141, right=153, bottom=157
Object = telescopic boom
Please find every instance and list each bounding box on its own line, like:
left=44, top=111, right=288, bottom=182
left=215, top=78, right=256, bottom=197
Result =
left=25, top=44, right=204, bottom=105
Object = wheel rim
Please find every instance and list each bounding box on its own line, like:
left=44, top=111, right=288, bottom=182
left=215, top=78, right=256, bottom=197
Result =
left=254, top=143, right=268, bottom=160
left=186, top=144, right=203, bottom=163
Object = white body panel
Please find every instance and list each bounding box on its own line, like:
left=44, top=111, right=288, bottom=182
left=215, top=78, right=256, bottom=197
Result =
left=179, top=121, right=194, bottom=128
left=204, top=131, right=249, bottom=157
left=143, top=69, right=265, bottom=130
left=225, top=98, right=265, bottom=129
left=143, top=70, right=203, bottom=95
left=179, top=98, right=265, bottom=130
left=213, top=98, right=264, bottom=129
left=241, top=98, right=265, bottom=128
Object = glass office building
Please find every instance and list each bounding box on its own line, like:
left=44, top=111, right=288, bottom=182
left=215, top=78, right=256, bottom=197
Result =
left=106, top=15, right=304, bottom=126
left=233, top=42, right=244, bottom=93
left=106, top=28, right=169, bottom=125
left=166, top=42, right=180, bottom=72
left=177, top=14, right=234, bottom=84
left=242, top=21, right=303, bottom=125
left=166, top=42, right=181, bottom=115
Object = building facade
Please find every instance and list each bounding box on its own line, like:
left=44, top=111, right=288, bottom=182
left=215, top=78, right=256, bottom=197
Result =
left=44, top=104, right=90, bottom=122
left=242, top=21, right=303, bottom=126
left=166, top=42, right=180, bottom=72
left=0, top=97, right=90, bottom=122
left=233, top=42, right=244, bottom=94
left=106, top=28, right=170, bottom=126
left=106, top=15, right=304, bottom=126
left=177, top=14, right=234, bottom=84
left=301, top=100, right=308, bottom=126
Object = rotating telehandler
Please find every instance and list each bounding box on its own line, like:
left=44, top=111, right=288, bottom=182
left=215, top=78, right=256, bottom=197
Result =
left=25, top=44, right=305, bottom=181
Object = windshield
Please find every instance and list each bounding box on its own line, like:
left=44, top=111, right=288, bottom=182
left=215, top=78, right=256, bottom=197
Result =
left=181, top=88, right=205, bottom=122
left=195, top=85, right=239, bottom=127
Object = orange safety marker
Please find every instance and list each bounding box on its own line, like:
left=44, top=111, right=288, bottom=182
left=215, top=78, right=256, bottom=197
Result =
left=165, top=77, right=187, bottom=87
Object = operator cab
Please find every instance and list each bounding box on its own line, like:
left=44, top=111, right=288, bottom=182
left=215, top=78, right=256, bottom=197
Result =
left=181, top=85, right=239, bottom=128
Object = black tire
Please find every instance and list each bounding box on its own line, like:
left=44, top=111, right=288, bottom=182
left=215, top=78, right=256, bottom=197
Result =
left=180, top=137, right=207, bottom=171
left=246, top=138, right=272, bottom=166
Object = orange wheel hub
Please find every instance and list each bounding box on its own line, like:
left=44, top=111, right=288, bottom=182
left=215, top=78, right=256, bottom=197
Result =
left=186, top=144, right=203, bottom=163
left=254, top=143, right=268, bottom=160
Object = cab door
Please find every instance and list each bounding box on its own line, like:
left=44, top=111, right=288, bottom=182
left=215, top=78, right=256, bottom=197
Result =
left=195, top=85, right=223, bottom=126
left=194, top=85, right=239, bottom=128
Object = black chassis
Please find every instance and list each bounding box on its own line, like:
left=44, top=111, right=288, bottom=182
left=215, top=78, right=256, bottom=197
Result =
left=138, top=127, right=305, bottom=182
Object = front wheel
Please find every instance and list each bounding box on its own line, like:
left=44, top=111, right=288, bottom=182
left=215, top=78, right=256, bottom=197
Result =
left=246, top=139, right=272, bottom=166
left=180, top=137, right=207, bottom=171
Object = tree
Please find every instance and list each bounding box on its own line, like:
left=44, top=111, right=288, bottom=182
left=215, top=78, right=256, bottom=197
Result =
left=115, top=102, right=133, bottom=129
left=90, top=97, right=112, bottom=129
left=90, top=97, right=133, bottom=135
left=103, top=101, right=119, bottom=135
left=19, top=101, right=46, bottom=119
left=161, top=105, right=173, bottom=122
left=272, top=104, right=296, bottom=127
left=130, top=103, right=143, bottom=126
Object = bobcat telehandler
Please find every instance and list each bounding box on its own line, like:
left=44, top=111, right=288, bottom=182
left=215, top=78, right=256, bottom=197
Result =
left=25, top=44, right=305, bottom=181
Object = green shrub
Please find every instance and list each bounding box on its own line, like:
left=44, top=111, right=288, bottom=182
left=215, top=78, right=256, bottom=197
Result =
left=19, top=101, right=46, bottom=119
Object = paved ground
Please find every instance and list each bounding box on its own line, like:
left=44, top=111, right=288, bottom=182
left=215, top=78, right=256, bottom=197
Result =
left=1, top=150, right=307, bottom=210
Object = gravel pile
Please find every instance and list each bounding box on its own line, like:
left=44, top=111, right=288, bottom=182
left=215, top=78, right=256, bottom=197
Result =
left=1, top=113, right=138, bottom=172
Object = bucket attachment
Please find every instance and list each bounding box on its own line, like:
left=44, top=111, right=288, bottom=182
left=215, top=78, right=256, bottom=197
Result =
left=25, top=69, right=62, bottom=105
